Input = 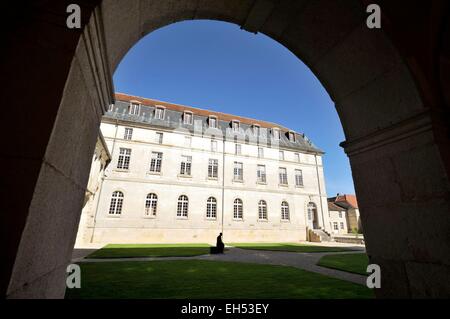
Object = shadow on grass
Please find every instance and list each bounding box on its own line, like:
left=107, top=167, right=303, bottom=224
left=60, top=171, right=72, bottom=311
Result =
left=317, top=253, right=369, bottom=275
left=230, top=243, right=362, bottom=253
left=86, top=244, right=212, bottom=259
left=66, top=260, right=374, bottom=299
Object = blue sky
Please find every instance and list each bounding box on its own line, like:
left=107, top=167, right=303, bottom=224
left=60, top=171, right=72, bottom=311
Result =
left=113, top=20, right=355, bottom=196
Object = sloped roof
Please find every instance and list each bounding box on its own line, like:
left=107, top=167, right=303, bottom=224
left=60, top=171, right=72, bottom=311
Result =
left=106, top=93, right=324, bottom=154
left=328, top=201, right=345, bottom=211
left=115, top=93, right=290, bottom=131
left=328, top=194, right=358, bottom=209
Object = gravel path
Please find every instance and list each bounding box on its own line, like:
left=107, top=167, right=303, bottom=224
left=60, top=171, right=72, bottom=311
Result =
left=72, top=247, right=368, bottom=285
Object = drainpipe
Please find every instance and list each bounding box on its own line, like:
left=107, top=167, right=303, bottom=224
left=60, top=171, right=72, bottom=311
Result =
left=221, top=134, right=226, bottom=235
left=314, top=153, right=326, bottom=230
left=90, top=119, right=119, bottom=243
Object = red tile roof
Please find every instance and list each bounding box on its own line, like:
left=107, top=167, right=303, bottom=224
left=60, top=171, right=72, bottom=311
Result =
left=115, top=92, right=291, bottom=131
left=328, top=202, right=345, bottom=211
left=334, top=194, right=358, bottom=209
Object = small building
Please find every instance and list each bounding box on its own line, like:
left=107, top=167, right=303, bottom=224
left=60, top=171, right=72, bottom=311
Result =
left=328, top=194, right=362, bottom=233
left=327, top=201, right=348, bottom=234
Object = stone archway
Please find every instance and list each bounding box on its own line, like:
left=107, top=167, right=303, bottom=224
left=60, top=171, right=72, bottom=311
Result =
left=2, top=0, right=449, bottom=298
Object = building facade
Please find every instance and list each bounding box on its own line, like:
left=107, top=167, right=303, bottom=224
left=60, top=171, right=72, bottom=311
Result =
left=328, top=194, right=362, bottom=233
left=76, top=93, right=330, bottom=245
left=75, top=134, right=111, bottom=246
left=327, top=202, right=348, bottom=235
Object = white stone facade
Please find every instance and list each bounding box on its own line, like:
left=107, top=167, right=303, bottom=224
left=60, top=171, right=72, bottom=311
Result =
left=76, top=96, right=330, bottom=245
left=75, top=134, right=111, bottom=246
left=328, top=208, right=348, bottom=235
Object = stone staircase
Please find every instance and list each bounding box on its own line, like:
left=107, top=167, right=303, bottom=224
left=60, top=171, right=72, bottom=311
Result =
left=311, top=229, right=333, bottom=242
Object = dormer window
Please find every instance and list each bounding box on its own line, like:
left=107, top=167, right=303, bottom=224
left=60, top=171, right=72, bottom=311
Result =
left=272, top=128, right=280, bottom=139
left=154, top=106, right=165, bottom=120
left=129, top=102, right=140, bottom=115
left=232, top=120, right=240, bottom=132
left=288, top=131, right=296, bottom=142
left=252, top=124, right=260, bottom=135
left=183, top=111, right=193, bottom=125
left=209, top=116, right=218, bottom=128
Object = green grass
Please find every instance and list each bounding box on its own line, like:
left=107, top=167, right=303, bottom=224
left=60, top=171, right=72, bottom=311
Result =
left=230, top=243, right=357, bottom=253
left=86, top=244, right=211, bottom=259
left=317, top=253, right=369, bottom=275
left=65, top=260, right=373, bottom=299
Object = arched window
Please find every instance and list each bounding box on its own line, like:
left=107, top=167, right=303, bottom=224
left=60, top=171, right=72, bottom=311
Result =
left=206, top=197, right=217, bottom=219
left=177, top=195, right=189, bottom=217
left=233, top=198, right=243, bottom=219
left=258, top=200, right=268, bottom=220
left=307, top=202, right=316, bottom=221
left=145, top=193, right=158, bottom=217
left=109, top=191, right=124, bottom=215
left=281, top=201, right=290, bottom=220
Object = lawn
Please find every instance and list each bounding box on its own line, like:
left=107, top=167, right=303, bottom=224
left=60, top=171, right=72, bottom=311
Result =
left=230, top=243, right=357, bottom=253
left=317, top=253, right=369, bottom=275
left=65, top=260, right=373, bottom=299
left=86, top=244, right=211, bottom=259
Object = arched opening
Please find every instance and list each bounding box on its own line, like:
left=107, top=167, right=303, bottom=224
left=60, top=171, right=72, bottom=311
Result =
left=3, top=1, right=450, bottom=299
left=307, top=202, right=319, bottom=230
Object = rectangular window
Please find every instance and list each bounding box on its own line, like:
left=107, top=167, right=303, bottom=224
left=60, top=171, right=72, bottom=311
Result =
left=257, top=165, right=266, bottom=183
left=117, top=148, right=131, bottom=170
left=209, top=116, right=217, bottom=128
left=279, top=150, right=285, bottom=161
left=184, top=112, right=193, bottom=125
left=155, top=132, right=163, bottom=144
left=295, top=153, right=300, bottom=162
left=180, top=156, right=192, bottom=176
left=258, top=147, right=264, bottom=158
left=149, top=152, right=162, bottom=173
left=235, top=144, right=242, bottom=155
left=295, top=169, right=304, bottom=187
left=208, top=159, right=218, bottom=179
left=124, top=128, right=133, bottom=140
left=211, top=139, right=217, bottom=152
left=279, top=167, right=288, bottom=185
left=333, top=222, right=339, bottom=230
left=129, top=103, right=139, bottom=115
left=232, top=121, right=240, bottom=132
left=155, top=107, right=164, bottom=120
left=185, top=136, right=192, bottom=148
left=272, top=128, right=280, bottom=139
left=233, top=162, right=243, bottom=181
left=340, top=222, right=345, bottom=230
left=339, top=211, right=342, bottom=218
left=289, top=132, right=296, bottom=142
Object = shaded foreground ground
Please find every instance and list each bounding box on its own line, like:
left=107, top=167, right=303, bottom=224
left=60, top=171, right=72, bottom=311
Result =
left=230, top=243, right=357, bottom=253
left=66, top=260, right=373, bottom=299
left=317, top=253, right=369, bottom=275
left=87, top=244, right=211, bottom=258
